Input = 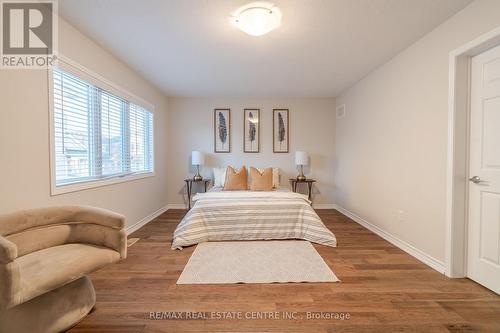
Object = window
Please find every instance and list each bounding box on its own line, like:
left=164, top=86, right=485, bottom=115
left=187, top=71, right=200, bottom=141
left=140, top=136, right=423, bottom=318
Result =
left=52, top=67, right=154, bottom=192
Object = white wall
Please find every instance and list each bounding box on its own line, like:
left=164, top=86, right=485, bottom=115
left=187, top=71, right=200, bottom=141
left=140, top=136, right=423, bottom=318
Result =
left=335, top=0, right=500, bottom=263
left=0, top=18, right=169, bottom=229
left=167, top=97, right=336, bottom=206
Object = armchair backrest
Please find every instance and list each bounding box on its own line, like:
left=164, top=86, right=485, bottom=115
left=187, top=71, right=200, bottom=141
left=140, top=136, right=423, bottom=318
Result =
left=0, top=206, right=126, bottom=257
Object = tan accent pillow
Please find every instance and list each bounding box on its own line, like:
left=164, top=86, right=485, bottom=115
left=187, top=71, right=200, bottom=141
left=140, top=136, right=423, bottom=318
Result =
left=249, top=167, right=273, bottom=191
left=223, top=166, right=248, bottom=191
left=257, top=167, right=280, bottom=188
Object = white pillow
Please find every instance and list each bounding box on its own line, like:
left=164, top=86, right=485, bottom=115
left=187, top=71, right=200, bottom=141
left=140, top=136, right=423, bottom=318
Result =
left=213, top=167, right=227, bottom=187
left=256, top=167, right=280, bottom=188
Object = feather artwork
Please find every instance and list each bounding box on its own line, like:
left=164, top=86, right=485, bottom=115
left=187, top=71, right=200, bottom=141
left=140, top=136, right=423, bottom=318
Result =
left=248, top=112, right=256, bottom=148
left=218, top=112, right=227, bottom=149
left=278, top=112, right=286, bottom=149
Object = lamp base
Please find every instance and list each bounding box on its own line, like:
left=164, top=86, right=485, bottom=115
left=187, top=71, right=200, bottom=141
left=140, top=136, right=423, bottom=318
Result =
left=193, top=175, right=203, bottom=181
left=296, top=164, right=306, bottom=181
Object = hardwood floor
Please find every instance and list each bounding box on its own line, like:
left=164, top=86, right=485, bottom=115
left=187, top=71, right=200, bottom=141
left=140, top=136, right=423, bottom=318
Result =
left=70, top=209, right=500, bottom=333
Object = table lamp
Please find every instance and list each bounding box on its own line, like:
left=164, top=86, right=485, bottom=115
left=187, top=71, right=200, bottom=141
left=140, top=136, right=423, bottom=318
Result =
left=295, top=151, right=308, bottom=181
left=192, top=151, right=205, bottom=181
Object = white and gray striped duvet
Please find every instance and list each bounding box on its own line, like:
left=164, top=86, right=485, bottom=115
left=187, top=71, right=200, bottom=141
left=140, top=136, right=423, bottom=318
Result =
left=172, top=191, right=337, bottom=250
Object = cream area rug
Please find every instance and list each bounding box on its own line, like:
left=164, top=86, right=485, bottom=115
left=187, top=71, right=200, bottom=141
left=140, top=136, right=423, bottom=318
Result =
left=177, top=240, right=339, bottom=284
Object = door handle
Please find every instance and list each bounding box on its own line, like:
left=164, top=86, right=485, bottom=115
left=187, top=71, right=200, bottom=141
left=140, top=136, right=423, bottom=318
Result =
left=469, top=176, right=483, bottom=184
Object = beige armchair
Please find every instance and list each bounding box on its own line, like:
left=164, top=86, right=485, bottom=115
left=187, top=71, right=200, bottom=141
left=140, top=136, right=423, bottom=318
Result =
left=0, top=206, right=127, bottom=333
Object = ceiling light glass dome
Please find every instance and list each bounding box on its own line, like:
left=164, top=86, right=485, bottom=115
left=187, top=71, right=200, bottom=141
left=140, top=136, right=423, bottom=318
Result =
left=233, top=3, right=281, bottom=36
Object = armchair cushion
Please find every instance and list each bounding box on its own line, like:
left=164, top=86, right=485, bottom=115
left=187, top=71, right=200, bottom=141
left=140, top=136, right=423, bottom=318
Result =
left=13, top=244, right=120, bottom=307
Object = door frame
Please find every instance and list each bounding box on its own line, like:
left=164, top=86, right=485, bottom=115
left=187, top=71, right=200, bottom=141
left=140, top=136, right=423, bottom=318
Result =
left=446, top=26, right=500, bottom=278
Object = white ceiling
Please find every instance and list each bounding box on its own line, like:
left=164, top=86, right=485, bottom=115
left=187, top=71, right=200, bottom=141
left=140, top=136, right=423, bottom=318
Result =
left=59, top=0, right=472, bottom=97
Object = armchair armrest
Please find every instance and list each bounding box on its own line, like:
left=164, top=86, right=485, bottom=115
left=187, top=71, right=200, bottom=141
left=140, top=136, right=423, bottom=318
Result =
left=0, top=236, right=17, bottom=263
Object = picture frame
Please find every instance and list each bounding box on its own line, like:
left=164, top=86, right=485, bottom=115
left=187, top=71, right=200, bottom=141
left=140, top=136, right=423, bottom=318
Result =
left=214, top=108, right=231, bottom=153
left=273, top=109, right=289, bottom=153
left=243, top=108, right=260, bottom=153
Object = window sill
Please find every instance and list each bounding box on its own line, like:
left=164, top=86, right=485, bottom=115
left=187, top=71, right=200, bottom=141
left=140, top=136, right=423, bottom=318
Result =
left=50, top=172, right=155, bottom=196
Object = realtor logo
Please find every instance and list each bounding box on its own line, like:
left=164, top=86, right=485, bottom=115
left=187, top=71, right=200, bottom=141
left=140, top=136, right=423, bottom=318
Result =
left=1, top=0, right=57, bottom=68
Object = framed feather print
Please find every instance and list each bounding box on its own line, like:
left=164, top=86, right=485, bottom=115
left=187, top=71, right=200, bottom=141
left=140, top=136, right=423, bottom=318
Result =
left=273, top=109, right=289, bottom=153
left=214, top=108, right=231, bottom=153
left=243, top=108, right=260, bottom=153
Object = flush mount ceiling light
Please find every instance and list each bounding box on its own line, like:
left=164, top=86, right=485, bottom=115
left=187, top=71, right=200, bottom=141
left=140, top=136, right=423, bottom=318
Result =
left=232, top=2, right=281, bottom=36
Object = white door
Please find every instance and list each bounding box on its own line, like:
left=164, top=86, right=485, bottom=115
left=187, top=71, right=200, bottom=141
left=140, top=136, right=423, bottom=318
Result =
left=468, top=44, right=500, bottom=294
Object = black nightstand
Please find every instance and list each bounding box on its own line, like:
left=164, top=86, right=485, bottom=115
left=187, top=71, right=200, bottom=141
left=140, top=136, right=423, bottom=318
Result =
left=289, top=179, right=316, bottom=201
left=184, top=179, right=211, bottom=210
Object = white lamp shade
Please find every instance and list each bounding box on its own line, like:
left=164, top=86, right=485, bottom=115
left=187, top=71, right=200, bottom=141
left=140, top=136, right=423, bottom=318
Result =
left=295, top=151, right=309, bottom=166
left=191, top=151, right=205, bottom=166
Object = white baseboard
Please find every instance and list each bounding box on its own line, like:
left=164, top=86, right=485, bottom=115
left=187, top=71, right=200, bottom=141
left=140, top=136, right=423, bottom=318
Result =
left=334, top=205, right=446, bottom=274
left=167, top=203, right=187, bottom=209
left=126, top=205, right=169, bottom=235
left=313, top=203, right=337, bottom=209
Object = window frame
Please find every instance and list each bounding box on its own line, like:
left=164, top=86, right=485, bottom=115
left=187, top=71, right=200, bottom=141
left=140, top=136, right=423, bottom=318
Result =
left=49, top=56, right=155, bottom=196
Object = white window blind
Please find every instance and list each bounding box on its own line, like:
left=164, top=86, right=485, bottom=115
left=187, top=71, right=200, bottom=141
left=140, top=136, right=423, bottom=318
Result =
left=129, top=103, right=154, bottom=173
left=52, top=68, right=154, bottom=187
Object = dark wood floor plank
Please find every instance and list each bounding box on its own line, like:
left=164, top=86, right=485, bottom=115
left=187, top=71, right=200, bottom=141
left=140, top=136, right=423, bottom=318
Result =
left=70, top=209, right=500, bottom=332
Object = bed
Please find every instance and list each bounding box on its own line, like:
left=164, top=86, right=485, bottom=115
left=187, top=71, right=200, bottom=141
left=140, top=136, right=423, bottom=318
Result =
left=171, top=187, right=337, bottom=250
